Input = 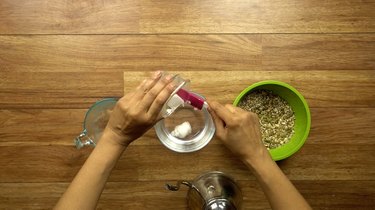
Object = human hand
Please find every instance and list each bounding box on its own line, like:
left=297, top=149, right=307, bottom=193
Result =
left=207, top=100, right=271, bottom=166
left=206, top=101, right=312, bottom=210
left=105, top=71, right=175, bottom=147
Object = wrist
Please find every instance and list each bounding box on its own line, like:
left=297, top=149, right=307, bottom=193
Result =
left=101, top=128, right=132, bottom=149
left=243, top=147, right=273, bottom=172
left=88, top=131, right=127, bottom=176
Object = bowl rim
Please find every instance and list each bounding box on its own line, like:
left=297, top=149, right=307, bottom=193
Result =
left=154, top=92, right=215, bottom=153
left=154, top=106, right=215, bottom=153
left=233, top=80, right=311, bottom=161
left=83, top=98, right=118, bottom=131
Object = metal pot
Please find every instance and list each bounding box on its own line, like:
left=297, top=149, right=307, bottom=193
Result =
left=166, top=171, right=242, bottom=210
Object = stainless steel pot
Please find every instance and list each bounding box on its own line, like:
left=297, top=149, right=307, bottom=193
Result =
left=166, top=171, right=242, bottom=210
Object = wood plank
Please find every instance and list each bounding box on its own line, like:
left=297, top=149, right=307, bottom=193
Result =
left=0, top=181, right=374, bottom=209
left=1, top=35, right=374, bottom=72
left=1, top=0, right=374, bottom=34
left=1, top=70, right=373, bottom=109
left=0, top=144, right=374, bottom=182
left=139, top=0, right=375, bottom=34
left=0, top=109, right=85, bottom=146
left=0, top=70, right=374, bottom=109
left=1, top=108, right=374, bottom=146
left=124, top=71, right=375, bottom=108
left=0, top=35, right=262, bottom=72
left=0, top=72, right=123, bottom=109
left=310, top=108, right=375, bottom=144
left=0, top=0, right=140, bottom=34
left=263, top=34, right=375, bottom=70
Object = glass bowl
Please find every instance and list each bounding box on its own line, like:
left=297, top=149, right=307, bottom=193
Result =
left=154, top=98, right=215, bottom=153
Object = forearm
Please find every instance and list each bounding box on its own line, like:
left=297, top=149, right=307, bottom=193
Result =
left=245, top=153, right=311, bottom=210
left=54, top=131, right=127, bottom=210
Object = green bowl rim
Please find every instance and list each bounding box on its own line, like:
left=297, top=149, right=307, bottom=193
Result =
left=233, top=80, right=311, bottom=161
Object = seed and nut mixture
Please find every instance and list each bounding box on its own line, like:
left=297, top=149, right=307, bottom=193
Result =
left=238, top=90, right=295, bottom=149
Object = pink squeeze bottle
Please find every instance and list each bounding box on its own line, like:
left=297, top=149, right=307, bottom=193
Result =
left=176, top=88, right=208, bottom=110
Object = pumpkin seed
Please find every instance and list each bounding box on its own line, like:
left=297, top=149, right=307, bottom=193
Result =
left=238, top=90, right=295, bottom=149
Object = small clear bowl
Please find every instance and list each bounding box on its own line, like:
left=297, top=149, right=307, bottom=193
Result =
left=154, top=93, right=215, bottom=153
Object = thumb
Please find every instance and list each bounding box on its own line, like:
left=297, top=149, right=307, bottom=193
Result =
left=207, top=100, right=226, bottom=138
left=207, top=100, right=233, bottom=124
left=208, top=107, right=224, bottom=128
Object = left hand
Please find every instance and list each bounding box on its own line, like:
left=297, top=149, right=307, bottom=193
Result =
left=105, top=71, right=175, bottom=147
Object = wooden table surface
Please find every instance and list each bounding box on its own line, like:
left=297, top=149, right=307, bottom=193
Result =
left=1, top=0, right=375, bottom=209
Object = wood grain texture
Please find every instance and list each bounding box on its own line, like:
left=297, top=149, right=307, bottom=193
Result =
left=1, top=34, right=374, bottom=72
left=1, top=181, right=374, bottom=210
left=1, top=0, right=375, bottom=208
left=1, top=144, right=374, bottom=183
left=1, top=70, right=374, bottom=109
left=0, top=72, right=123, bottom=109
left=0, top=35, right=262, bottom=72
left=310, top=108, right=375, bottom=144
left=262, top=34, right=375, bottom=70
left=124, top=71, right=375, bottom=108
left=0, top=0, right=140, bottom=34
left=1, top=0, right=374, bottom=34
left=139, top=0, right=375, bottom=34
left=1, top=108, right=374, bottom=146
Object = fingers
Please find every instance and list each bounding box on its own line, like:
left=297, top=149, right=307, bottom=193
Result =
left=208, top=105, right=224, bottom=127
left=225, top=104, right=237, bottom=113
left=126, top=71, right=176, bottom=121
left=232, top=105, right=247, bottom=113
left=141, top=74, right=174, bottom=110
left=207, top=100, right=233, bottom=125
left=148, top=82, right=175, bottom=119
left=207, top=105, right=225, bottom=137
left=133, top=71, right=162, bottom=101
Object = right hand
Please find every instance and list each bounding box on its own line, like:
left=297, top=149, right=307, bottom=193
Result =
left=207, top=100, right=271, bottom=166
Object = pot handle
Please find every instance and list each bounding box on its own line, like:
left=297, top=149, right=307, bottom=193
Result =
left=165, top=181, right=192, bottom=191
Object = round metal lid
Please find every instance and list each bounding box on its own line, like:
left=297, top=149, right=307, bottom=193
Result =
left=205, top=199, right=237, bottom=210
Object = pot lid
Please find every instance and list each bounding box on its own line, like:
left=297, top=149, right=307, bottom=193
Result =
left=205, top=199, right=237, bottom=210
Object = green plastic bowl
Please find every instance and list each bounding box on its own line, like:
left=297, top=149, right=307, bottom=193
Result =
left=233, top=80, right=311, bottom=161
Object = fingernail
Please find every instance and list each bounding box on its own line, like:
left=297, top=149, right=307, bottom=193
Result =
left=165, top=75, right=173, bottom=81
left=168, top=83, right=176, bottom=90
left=153, top=71, right=162, bottom=79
